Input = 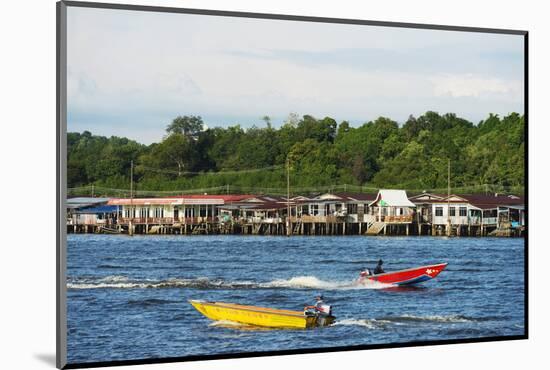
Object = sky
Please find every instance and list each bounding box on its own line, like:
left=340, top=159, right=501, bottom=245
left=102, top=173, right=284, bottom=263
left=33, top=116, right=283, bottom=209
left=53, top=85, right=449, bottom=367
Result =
left=67, top=7, right=525, bottom=144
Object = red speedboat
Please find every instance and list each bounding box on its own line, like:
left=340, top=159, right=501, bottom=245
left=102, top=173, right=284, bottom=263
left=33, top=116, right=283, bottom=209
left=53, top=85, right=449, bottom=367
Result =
left=358, top=263, right=448, bottom=286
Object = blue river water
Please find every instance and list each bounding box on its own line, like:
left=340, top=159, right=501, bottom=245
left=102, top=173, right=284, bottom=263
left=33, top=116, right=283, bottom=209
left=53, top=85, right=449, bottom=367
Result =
left=66, top=235, right=525, bottom=364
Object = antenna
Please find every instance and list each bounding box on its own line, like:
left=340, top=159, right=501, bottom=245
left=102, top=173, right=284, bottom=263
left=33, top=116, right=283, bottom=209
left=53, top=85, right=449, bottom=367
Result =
left=130, top=160, right=134, bottom=200
left=448, top=159, right=451, bottom=198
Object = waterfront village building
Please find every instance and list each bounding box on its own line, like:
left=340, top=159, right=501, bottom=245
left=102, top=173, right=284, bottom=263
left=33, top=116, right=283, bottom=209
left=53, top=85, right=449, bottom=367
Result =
left=217, top=192, right=379, bottom=224
left=368, top=189, right=416, bottom=222
left=410, top=193, right=475, bottom=225
left=409, top=193, right=525, bottom=236
left=218, top=195, right=288, bottom=224
left=218, top=192, right=379, bottom=235
left=67, top=190, right=525, bottom=236
left=292, top=192, right=376, bottom=219
left=107, top=195, right=253, bottom=224
left=292, top=192, right=378, bottom=235
left=362, top=190, right=417, bottom=235
left=67, top=197, right=118, bottom=231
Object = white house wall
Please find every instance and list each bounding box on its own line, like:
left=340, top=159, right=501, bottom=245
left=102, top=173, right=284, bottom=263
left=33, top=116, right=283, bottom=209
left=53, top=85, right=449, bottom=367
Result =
left=431, top=203, right=472, bottom=225
left=120, top=204, right=221, bottom=219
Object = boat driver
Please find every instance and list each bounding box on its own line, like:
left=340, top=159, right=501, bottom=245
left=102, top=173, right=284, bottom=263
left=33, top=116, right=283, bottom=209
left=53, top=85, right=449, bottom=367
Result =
left=373, top=259, right=385, bottom=274
left=305, top=295, right=332, bottom=316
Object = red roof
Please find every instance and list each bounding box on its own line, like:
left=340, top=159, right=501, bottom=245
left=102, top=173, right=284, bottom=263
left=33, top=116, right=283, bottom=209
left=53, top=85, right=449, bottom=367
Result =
left=167, top=194, right=256, bottom=201
left=333, top=192, right=378, bottom=201
left=460, top=194, right=524, bottom=209
left=108, top=198, right=183, bottom=206
left=409, top=193, right=524, bottom=209
left=108, top=194, right=256, bottom=206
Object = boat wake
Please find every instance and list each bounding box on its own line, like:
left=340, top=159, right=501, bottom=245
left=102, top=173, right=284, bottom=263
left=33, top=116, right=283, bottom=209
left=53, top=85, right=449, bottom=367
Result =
left=67, top=275, right=257, bottom=290
left=332, top=314, right=474, bottom=329
left=378, top=314, right=474, bottom=323
left=333, top=318, right=390, bottom=329
left=67, top=275, right=392, bottom=290
left=264, top=276, right=392, bottom=290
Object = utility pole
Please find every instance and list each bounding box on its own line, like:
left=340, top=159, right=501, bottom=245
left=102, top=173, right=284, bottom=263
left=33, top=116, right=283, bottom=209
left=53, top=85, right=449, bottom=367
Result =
left=287, top=157, right=291, bottom=236
left=129, top=160, right=134, bottom=236
left=447, top=159, right=451, bottom=236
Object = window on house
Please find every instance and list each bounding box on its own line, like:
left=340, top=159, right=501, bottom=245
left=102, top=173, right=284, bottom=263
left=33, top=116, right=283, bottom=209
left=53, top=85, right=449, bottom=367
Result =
left=200, top=205, right=207, bottom=217
left=347, top=204, right=358, bottom=214
left=154, top=207, right=164, bottom=218
left=435, top=207, right=443, bottom=216
left=124, top=207, right=135, bottom=218
left=459, top=207, right=467, bottom=216
left=311, top=204, right=319, bottom=215
left=449, top=207, right=456, bottom=216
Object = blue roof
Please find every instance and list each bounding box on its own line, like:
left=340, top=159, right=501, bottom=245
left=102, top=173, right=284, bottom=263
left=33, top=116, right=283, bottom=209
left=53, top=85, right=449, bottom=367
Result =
left=74, top=205, right=118, bottom=214
left=67, top=197, right=111, bottom=209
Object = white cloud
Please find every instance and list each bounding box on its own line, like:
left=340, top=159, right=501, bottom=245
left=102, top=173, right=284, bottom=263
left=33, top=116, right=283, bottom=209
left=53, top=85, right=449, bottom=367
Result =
left=65, top=6, right=525, bottom=142
left=430, top=74, right=522, bottom=99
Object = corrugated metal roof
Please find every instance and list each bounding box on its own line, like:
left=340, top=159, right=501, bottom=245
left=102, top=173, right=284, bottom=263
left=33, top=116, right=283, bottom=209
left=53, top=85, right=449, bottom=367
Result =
left=370, top=190, right=416, bottom=207
left=333, top=192, right=378, bottom=201
left=409, top=193, right=446, bottom=202
left=67, top=197, right=111, bottom=204
left=108, top=198, right=184, bottom=206
left=460, top=194, right=524, bottom=209
left=167, top=194, right=256, bottom=201
left=408, top=193, right=524, bottom=209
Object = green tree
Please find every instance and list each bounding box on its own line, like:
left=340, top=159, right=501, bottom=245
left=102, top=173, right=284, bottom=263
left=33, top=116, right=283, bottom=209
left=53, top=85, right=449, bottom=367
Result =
left=166, top=115, right=204, bottom=138
left=67, top=111, right=524, bottom=194
left=148, top=133, right=195, bottom=176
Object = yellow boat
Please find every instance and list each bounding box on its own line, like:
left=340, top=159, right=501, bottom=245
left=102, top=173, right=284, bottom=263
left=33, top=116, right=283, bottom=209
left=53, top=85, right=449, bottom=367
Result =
left=189, top=300, right=335, bottom=329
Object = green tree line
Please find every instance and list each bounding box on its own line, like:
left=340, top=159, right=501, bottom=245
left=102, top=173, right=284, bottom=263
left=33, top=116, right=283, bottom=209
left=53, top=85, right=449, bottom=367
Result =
left=67, top=111, right=525, bottom=194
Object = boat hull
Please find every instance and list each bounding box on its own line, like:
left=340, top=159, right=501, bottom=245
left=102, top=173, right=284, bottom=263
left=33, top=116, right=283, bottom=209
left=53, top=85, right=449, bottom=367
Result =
left=189, top=300, right=334, bottom=329
left=361, top=263, right=448, bottom=286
